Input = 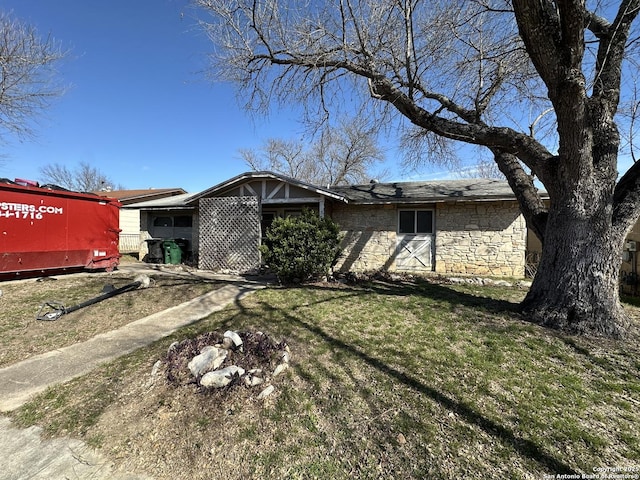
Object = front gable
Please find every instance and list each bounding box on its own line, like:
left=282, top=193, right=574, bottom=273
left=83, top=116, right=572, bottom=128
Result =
left=186, top=171, right=347, bottom=211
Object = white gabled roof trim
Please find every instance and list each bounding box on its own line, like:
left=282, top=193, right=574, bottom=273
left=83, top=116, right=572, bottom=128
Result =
left=185, top=171, right=348, bottom=204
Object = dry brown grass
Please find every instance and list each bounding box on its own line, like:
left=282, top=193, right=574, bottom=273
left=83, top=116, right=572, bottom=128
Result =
left=0, top=267, right=221, bottom=367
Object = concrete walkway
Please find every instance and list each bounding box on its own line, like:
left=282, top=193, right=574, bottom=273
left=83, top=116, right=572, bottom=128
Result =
left=0, top=416, right=152, bottom=480
left=0, top=267, right=267, bottom=479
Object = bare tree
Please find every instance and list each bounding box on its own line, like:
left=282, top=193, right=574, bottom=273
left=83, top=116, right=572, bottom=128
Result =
left=196, top=0, right=640, bottom=337
left=240, top=138, right=311, bottom=179
left=314, top=117, right=386, bottom=185
left=0, top=12, right=67, bottom=142
left=239, top=117, right=385, bottom=186
left=456, top=159, right=505, bottom=180
left=39, top=162, right=120, bottom=192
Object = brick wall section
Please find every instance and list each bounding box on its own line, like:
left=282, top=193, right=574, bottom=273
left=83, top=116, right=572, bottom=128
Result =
left=331, top=201, right=526, bottom=277
left=434, top=201, right=526, bottom=277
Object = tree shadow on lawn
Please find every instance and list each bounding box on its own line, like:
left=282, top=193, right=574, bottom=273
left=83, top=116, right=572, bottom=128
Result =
left=265, top=299, right=577, bottom=475
left=218, top=280, right=578, bottom=475
left=301, top=276, right=526, bottom=328
left=369, top=276, right=522, bottom=310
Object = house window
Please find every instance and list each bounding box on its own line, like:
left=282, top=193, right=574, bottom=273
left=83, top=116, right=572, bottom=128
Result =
left=174, top=215, right=193, bottom=228
left=398, top=210, right=433, bottom=234
left=153, top=216, right=173, bottom=227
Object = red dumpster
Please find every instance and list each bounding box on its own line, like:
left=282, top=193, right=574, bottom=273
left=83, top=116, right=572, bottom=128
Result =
left=0, top=181, right=121, bottom=277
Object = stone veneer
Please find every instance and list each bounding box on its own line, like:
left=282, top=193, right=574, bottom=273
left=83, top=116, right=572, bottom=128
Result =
left=434, top=201, right=526, bottom=277
left=332, top=204, right=398, bottom=272
left=331, top=200, right=526, bottom=277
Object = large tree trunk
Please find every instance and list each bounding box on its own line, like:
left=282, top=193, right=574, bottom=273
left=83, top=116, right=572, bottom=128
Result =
left=521, top=205, right=630, bottom=338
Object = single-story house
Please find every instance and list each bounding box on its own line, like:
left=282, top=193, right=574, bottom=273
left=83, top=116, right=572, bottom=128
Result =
left=125, top=171, right=532, bottom=277
left=93, top=188, right=186, bottom=252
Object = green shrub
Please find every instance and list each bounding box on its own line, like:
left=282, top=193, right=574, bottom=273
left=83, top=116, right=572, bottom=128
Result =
left=260, top=209, right=341, bottom=283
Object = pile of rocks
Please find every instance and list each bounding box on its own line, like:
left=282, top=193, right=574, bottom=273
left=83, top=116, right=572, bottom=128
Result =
left=163, top=330, right=290, bottom=400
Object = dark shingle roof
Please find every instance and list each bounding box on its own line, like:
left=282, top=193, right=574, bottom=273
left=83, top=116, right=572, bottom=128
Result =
left=122, top=193, right=193, bottom=209
left=329, top=179, right=519, bottom=204
left=93, top=188, right=186, bottom=205
left=122, top=175, right=542, bottom=210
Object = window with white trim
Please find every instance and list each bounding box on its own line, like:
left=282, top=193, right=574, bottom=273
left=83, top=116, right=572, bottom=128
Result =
left=398, top=210, right=433, bottom=234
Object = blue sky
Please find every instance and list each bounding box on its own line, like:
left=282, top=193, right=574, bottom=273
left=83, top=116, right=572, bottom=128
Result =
left=2, top=0, right=419, bottom=193
left=2, top=2, right=636, bottom=194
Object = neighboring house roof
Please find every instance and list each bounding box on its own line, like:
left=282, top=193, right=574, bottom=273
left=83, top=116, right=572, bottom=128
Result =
left=122, top=193, right=193, bottom=210
left=93, top=188, right=187, bottom=205
left=185, top=171, right=348, bottom=205
left=330, top=179, right=526, bottom=204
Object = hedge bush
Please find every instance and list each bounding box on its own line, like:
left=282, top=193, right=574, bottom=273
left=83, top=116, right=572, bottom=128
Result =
left=260, top=209, right=341, bottom=283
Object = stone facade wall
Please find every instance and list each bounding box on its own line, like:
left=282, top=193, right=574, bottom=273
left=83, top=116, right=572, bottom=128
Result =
left=619, top=219, right=640, bottom=295
left=434, top=201, right=526, bottom=277
left=331, top=201, right=527, bottom=277
left=332, top=204, right=398, bottom=272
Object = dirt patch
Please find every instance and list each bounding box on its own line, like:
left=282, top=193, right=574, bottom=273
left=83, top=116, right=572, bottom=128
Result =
left=165, top=330, right=288, bottom=388
left=0, top=267, right=222, bottom=367
left=81, top=329, right=293, bottom=480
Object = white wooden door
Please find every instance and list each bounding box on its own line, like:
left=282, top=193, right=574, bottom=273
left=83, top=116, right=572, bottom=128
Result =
left=396, top=235, right=434, bottom=271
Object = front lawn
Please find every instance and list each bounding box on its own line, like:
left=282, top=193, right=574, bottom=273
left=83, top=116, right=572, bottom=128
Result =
left=11, top=277, right=640, bottom=479
left=0, top=272, right=219, bottom=367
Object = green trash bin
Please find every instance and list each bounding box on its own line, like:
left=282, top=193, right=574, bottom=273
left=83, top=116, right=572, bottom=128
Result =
left=163, top=240, right=182, bottom=265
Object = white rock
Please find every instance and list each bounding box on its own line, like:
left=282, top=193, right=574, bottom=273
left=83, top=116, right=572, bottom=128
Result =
left=150, top=360, right=163, bottom=377
left=279, top=351, right=291, bottom=364
left=244, top=374, right=265, bottom=387
left=225, top=365, right=245, bottom=376
left=145, top=359, right=164, bottom=388
left=134, top=274, right=151, bottom=289
left=223, top=330, right=243, bottom=348
left=257, top=385, right=275, bottom=399
left=200, top=365, right=246, bottom=388
left=273, top=363, right=288, bottom=377
left=188, top=346, right=228, bottom=377
left=200, top=371, right=232, bottom=388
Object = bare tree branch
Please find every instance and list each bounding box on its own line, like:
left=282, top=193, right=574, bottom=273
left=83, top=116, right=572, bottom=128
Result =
left=39, top=162, right=121, bottom=192
left=0, top=12, right=67, bottom=142
left=240, top=116, right=385, bottom=185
